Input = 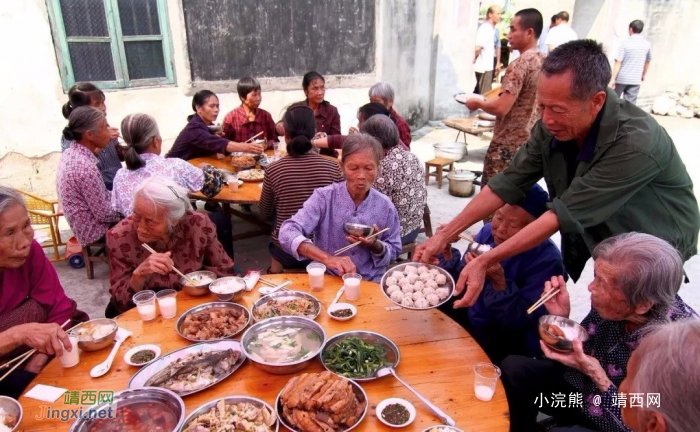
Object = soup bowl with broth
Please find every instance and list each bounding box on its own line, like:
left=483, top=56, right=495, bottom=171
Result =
left=241, top=316, right=326, bottom=375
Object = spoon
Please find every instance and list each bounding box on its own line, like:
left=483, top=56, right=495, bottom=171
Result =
left=90, top=328, right=132, bottom=378
left=259, top=281, right=292, bottom=296
left=329, top=286, right=345, bottom=307
left=375, top=366, right=455, bottom=427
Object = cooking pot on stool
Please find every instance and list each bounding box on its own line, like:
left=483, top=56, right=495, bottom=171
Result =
left=447, top=170, right=477, bottom=197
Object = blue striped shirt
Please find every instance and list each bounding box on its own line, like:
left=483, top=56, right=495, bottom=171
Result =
left=615, top=34, right=652, bottom=85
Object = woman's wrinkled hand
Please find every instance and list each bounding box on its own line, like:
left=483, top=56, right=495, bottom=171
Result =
left=542, top=275, right=571, bottom=317
left=134, top=251, right=173, bottom=278
left=323, top=256, right=356, bottom=276
left=15, top=322, right=71, bottom=357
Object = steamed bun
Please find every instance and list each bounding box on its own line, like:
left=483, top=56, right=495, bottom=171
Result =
left=436, top=288, right=450, bottom=300
left=414, top=298, right=430, bottom=308
left=401, top=297, right=414, bottom=307
left=386, top=276, right=398, bottom=286
left=427, top=294, right=440, bottom=306
left=386, top=284, right=401, bottom=295
left=435, top=274, right=447, bottom=285
left=390, top=290, right=405, bottom=303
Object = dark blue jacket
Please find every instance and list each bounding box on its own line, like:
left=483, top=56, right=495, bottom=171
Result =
left=438, top=223, right=565, bottom=356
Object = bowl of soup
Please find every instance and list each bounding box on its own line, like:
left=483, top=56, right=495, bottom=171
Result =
left=240, top=316, right=326, bottom=375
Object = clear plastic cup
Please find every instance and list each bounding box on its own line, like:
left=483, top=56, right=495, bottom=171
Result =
left=133, top=290, right=157, bottom=322
left=58, top=333, right=80, bottom=368
left=227, top=173, right=239, bottom=192
left=473, top=362, right=501, bottom=401
left=273, top=142, right=281, bottom=157
left=156, top=289, right=177, bottom=319
left=342, top=273, right=362, bottom=301
left=306, top=262, right=326, bottom=291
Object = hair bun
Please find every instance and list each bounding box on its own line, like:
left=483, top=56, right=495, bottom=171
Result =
left=62, top=126, right=75, bottom=140
left=61, top=101, right=73, bottom=119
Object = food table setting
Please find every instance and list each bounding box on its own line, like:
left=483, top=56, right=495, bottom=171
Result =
left=12, top=259, right=511, bottom=432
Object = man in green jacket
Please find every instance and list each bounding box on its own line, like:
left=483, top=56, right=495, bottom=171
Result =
left=416, top=39, right=699, bottom=308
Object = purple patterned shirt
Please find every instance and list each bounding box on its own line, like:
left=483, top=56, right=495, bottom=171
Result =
left=57, top=142, right=120, bottom=246
left=564, top=295, right=698, bottom=432
left=112, top=153, right=204, bottom=216
left=278, top=181, right=402, bottom=282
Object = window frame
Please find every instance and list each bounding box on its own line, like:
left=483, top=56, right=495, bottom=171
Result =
left=46, top=0, right=176, bottom=91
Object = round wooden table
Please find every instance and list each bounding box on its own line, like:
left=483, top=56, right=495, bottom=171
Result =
left=188, top=155, right=265, bottom=205
left=18, top=275, right=509, bottom=431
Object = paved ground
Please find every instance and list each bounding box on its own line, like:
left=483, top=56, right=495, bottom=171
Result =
left=50, top=115, right=700, bottom=322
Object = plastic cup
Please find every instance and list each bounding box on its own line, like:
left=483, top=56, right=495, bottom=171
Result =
left=133, top=290, right=157, bottom=322
left=273, top=142, right=281, bottom=157
left=306, top=262, right=326, bottom=291
left=156, top=289, right=177, bottom=319
left=342, top=273, right=362, bottom=301
left=58, top=334, right=80, bottom=368
left=473, top=362, right=501, bottom=401
left=227, top=174, right=239, bottom=192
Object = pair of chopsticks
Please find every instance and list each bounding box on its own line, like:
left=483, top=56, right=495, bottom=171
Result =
left=527, top=289, right=560, bottom=314
left=141, top=243, right=195, bottom=285
left=259, top=277, right=290, bottom=292
left=0, top=319, right=72, bottom=381
left=334, top=227, right=390, bottom=256
left=244, top=131, right=264, bottom=143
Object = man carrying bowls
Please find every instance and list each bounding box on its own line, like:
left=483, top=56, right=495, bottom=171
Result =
left=500, top=233, right=697, bottom=432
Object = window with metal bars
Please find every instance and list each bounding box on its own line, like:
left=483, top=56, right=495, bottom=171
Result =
left=47, top=0, right=175, bottom=90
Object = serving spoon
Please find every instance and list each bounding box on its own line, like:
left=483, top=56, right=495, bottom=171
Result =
left=90, top=328, right=132, bottom=378
left=375, top=366, right=456, bottom=427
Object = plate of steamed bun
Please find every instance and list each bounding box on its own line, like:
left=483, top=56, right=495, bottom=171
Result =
left=380, top=263, right=455, bottom=310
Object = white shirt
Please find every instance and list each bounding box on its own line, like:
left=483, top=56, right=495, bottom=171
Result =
left=545, top=24, right=578, bottom=50
left=538, top=25, right=550, bottom=54
left=475, top=21, right=496, bottom=73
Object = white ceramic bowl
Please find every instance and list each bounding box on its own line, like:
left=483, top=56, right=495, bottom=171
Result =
left=0, top=396, right=22, bottom=432
left=376, top=398, right=416, bottom=428
left=327, top=303, right=357, bottom=321
left=123, top=344, right=161, bottom=367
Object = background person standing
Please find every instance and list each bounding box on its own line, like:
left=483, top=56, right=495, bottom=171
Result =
left=546, top=11, right=577, bottom=52
left=474, top=5, right=503, bottom=95
left=610, top=20, right=652, bottom=104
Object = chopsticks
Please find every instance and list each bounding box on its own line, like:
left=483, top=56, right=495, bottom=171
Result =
left=527, top=289, right=560, bottom=315
left=334, top=228, right=390, bottom=256
left=0, top=319, right=71, bottom=381
left=244, top=131, right=264, bottom=143
left=141, top=243, right=196, bottom=285
left=259, top=277, right=291, bottom=291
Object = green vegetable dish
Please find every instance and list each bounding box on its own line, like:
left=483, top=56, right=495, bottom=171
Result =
left=322, top=336, right=391, bottom=378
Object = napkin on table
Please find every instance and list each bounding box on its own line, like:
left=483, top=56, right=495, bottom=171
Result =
left=24, top=384, right=68, bottom=403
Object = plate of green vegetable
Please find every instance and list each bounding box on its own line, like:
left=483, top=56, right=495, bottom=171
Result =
left=320, top=331, right=400, bottom=381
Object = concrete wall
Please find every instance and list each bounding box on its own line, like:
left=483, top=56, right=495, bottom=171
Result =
left=0, top=0, right=483, bottom=196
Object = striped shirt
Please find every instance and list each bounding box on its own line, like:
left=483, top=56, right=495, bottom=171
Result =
left=615, top=34, right=651, bottom=85
left=259, top=152, right=343, bottom=245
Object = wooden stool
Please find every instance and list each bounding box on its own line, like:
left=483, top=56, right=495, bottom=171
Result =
left=83, top=242, right=108, bottom=280
left=425, top=158, right=454, bottom=189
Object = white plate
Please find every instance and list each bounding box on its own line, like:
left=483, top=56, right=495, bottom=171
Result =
left=123, top=344, right=161, bottom=367
left=327, top=303, right=357, bottom=321
left=376, top=398, right=416, bottom=428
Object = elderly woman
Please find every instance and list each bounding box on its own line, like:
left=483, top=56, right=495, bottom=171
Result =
left=368, top=82, right=412, bottom=147
left=0, top=187, right=87, bottom=396
left=106, top=176, right=235, bottom=318
left=276, top=72, right=341, bottom=157
left=61, top=82, right=123, bottom=190
left=166, top=90, right=264, bottom=161
left=279, top=134, right=402, bottom=282
left=360, top=115, right=426, bottom=245
left=259, top=105, right=343, bottom=272
left=501, top=232, right=697, bottom=432
left=222, top=76, right=279, bottom=149
left=620, top=320, right=700, bottom=432
left=57, top=106, right=121, bottom=246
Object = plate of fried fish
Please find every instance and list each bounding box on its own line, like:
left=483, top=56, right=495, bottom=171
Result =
left=128, top=340, right=246, bottom=397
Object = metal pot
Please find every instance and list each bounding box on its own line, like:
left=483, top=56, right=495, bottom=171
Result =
left=447, top=170, right=477, bottom=197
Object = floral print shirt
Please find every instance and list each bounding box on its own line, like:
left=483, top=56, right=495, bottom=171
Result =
left=564, top=295, right=698, bottom=432
left=57, top=142, right=121, bottom=246
left=111, top=153, right=224, bottom=216
left=106, top=212, right=235, bottom=314
left=374, top=146, right=427, bottom=236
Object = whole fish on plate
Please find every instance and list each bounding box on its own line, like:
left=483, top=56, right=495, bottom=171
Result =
left=145, top=349, right=239, bottom=393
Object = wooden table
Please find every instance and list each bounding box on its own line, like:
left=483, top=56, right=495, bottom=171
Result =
left=188, top=154, right=271, bottom=241
left=443, top=117, right=495, bottom=143
left=18, top=275, right=510, bottom=431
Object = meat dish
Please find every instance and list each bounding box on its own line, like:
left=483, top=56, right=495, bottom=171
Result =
left=87, top=402, right=179, bottom=432
left=184, top=399, right=277, bottom=432
left=181, top=308, right=248, bottom=340
left=0, top=407, right=17, bottom=432
left=280, top=371, right=367, bottom=432
left=144, top=349, right=239, bottom=393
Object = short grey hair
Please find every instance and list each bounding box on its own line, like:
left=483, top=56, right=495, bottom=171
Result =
left=542, top=39, right=611, bottom=100
left=592, top=232, right=682, bottom=316
left=0, top=186, right=26, bottom=216
left=368, top=82, right=395, bottom=105
left=629, top=319, right=700, bottom=432
left=133, top=176, right=191, bottom=229
left=342, top=133, right=383, bottom=166
left=360, top=115, right=400, bottom=150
